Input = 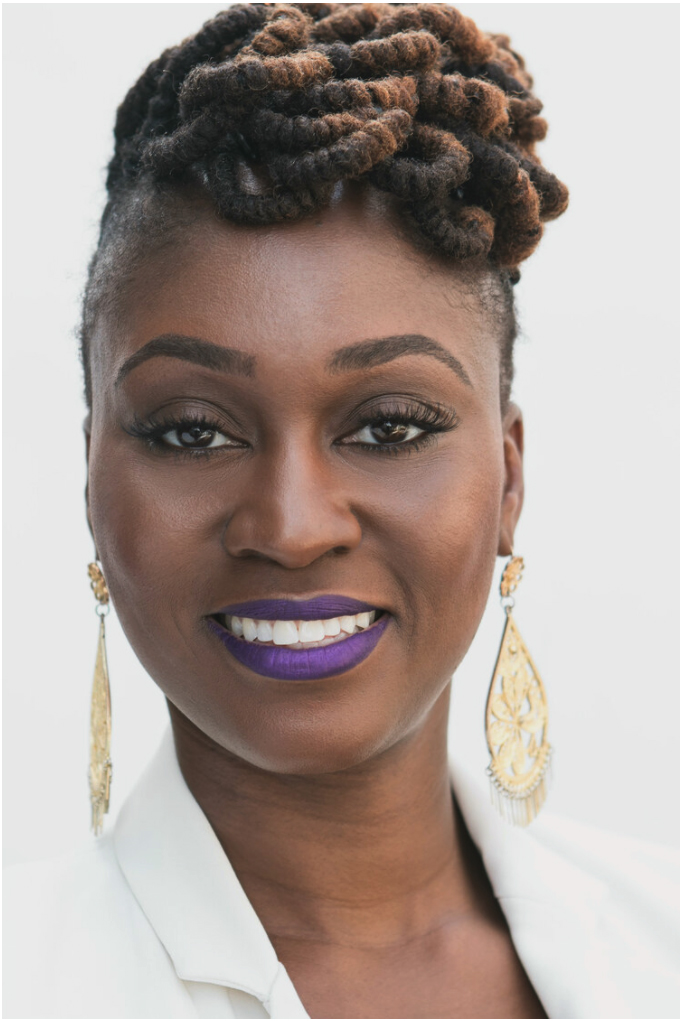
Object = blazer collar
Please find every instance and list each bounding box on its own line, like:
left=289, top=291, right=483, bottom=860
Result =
left=115, top=730, right=627, bottom=1018
left=113, top=729, right=308, bottom=1016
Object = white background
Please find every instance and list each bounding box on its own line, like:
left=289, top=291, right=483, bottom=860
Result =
left=3, top=3, right=679, bottom=866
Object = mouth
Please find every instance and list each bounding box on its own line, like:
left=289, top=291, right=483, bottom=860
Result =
left=207, top=596, right=389, bottom=681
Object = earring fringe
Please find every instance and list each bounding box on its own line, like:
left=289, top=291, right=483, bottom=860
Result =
left=487, top=751, right=552, bottom=827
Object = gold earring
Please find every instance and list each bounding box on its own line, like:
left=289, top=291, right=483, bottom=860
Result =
left=87, top=562, right=112, bottom=836
left=485, top=555, right=551, bottom=826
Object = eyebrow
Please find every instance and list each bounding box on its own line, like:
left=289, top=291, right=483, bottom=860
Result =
left=328, top=334, right=472, bottom=387
left=115, top=331, right=472, bottom=389
left=115, top=334, right=256, bottom=385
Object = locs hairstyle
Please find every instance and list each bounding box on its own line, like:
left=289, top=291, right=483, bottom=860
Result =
left=80, top=2, right=568, bottom=407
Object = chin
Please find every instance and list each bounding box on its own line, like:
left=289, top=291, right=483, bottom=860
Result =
left=242, top=727, right=396, bottom=777
left=170, top=669, right=428, bottom=778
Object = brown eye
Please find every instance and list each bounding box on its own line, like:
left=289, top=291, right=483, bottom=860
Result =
left=347, top=420, right=425, bottom=446
left=162, top=425, right=233, bottom=449
left=179, top=427, right=216, bottom=447
left=368, top=421, right=411, bottom=443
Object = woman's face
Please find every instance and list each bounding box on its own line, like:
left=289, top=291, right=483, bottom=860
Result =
left=87, top=187, right=523, bottom=773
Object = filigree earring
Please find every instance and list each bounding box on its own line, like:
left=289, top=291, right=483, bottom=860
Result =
left=485, top=556, right=551, bottom=826
left=87, top=562, right=112, bottom=835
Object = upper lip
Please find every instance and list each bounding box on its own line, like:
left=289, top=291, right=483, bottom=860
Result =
left=215, top=596, right=383, bottom=621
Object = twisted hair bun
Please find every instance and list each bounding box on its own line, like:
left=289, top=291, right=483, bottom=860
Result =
left=105, top=2, right=568, bottom=272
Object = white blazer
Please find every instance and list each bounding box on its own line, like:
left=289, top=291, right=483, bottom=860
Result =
left=4, top=730, right=678, bottom=1019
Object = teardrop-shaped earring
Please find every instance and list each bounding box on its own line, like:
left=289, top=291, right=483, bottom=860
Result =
left=485, top=556, right=551, bottom=826
left=87, top=562, right=112, bottom=835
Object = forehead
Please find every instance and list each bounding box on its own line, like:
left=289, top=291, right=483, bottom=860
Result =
left=90, top=186, right=501, bottom=396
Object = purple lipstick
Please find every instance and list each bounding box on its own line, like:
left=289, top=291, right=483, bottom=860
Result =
left=216, top=596, right=378, bottom=620
left=208, top=596, right=389, bottom=681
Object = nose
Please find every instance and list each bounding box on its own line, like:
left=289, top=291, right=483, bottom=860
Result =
left=222, top=443, right=363, bottom=569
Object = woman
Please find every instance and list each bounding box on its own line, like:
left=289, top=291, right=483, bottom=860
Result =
left=5, top=5, right=677, bottom=1019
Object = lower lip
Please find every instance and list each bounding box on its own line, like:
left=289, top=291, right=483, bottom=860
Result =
left=207, top=615, right=389, bottom=681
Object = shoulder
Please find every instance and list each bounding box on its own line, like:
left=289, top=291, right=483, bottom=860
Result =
left=4, top=837, right=189, bottom=1019
left=533, top=811, right=678, bottom=927
left=453, top=761, right=678, bottom=1018
left=7, top=833, right=125, bottom=904
left=5, top=835, right=144, bottom=943
left=530, top=813, right=679, bottom=1018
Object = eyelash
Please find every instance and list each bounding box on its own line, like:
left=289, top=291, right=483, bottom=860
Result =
left=345, top=401, right=458, bottom=456
left=126, top=401, right=458, bottom=460
left=125, top=412, right=243, bottom=460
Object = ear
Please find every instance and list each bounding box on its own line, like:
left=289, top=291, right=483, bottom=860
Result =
left=84, top=412, right=95, bottom=546
left=498, top=402, right=524, bottom=556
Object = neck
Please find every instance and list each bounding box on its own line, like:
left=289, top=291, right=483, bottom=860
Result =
left=170, top=688, right=484, bottom=948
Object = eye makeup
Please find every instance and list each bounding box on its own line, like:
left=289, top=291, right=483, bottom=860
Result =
left=338, top=398, right=458, bottom=454
left=125, top=410, right=245, bottom=454
left=125, top=396, right=459, bottom=458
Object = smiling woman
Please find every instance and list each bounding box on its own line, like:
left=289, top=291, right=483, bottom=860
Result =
left=87, top=182, right=523, bottom=798
left=4, top=4, right=678, bottom=1020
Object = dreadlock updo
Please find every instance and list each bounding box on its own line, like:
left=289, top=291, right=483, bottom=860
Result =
left=82, top=2, right=568, bottom=407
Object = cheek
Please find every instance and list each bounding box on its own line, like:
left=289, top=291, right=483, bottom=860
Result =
left=88, top=440, right=246, bottom=748
left=87, top=438, right=224, bottom=635
left=378, top=431, right=504, bottom=675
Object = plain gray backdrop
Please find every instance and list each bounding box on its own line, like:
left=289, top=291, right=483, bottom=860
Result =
left=3, top=2, right=679, bottom=865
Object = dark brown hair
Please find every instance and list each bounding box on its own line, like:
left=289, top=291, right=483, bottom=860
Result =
left=81, top=3, right=568, bottom=407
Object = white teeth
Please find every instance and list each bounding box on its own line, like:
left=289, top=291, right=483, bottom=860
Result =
left=256, top=620, right=274, bottom=642
left=228, top=611, right=380, bottom=647
left=299, top=619, right=326, bottom=642
left=273, top=619, right=299, bottom=646
left=243, top=617, right=258, bottom=642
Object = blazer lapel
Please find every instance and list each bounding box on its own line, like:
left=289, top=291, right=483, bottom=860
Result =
left=451, top=761, right=630, bottom=1019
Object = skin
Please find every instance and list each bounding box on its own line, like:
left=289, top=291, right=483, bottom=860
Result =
left=86, top=184, right=545, bottom=1019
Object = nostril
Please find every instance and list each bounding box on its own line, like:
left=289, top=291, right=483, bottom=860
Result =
left=221, top=499, right=363, bottom=567
left=232, top=548, right=284, bottom=563
left=232, top=545, right=352, bottom=566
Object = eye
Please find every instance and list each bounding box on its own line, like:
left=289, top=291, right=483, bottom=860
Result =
left=161, top=425, right=235, bottom=449
left=349, top=420, right=426, bottom=446
left=337, top=400, right=459, bottom=453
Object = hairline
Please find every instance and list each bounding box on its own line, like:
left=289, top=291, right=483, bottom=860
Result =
left=81, top=178, right=516, bottom=412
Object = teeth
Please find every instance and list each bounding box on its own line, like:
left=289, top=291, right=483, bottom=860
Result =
left=256, top=619, right=274, bottom=642
left=243, top=617, right=258, bottom=642
left=299, top=619, right=326, bottom=642
left=226, top=610, right=378, bottom=648
left=273, top=619, right=298, bottom=646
